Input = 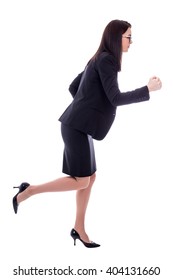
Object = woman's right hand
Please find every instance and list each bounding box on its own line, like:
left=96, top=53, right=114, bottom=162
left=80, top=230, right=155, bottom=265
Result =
left=147, top=76, right=162, bottom=92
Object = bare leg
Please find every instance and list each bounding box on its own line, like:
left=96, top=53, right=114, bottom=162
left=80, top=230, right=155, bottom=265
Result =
left=74, top=173, right=96, bottom=242
left=17, top=176, right=90, bottom=204
left=16, top=173, right=96, bottom=243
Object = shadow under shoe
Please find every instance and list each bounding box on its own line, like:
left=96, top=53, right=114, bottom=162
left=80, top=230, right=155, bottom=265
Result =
left=70, top=228, right=100, bottom=248
left=12, top=182, right=30, bottom=214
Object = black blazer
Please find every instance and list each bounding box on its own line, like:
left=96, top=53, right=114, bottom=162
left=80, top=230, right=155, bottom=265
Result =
left=59, top=52, right=150, bottom=140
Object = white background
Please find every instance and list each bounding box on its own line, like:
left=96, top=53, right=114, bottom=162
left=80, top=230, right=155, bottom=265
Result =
left=0, top=0, right=172, bottom=279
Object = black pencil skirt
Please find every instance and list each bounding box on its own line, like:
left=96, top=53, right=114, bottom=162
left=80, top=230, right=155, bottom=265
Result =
left=61, top=123, right=96, bottom=177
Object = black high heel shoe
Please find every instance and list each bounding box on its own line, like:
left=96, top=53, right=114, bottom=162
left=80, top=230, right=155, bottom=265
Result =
left=12, top=182, right=30, bottom=214
left=70, top=228, right=100, bottom=248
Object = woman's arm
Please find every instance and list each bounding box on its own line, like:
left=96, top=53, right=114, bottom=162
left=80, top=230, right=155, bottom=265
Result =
left=69, top=72, right=84, bottom=98
left=96, top=53, right=150, bottom=107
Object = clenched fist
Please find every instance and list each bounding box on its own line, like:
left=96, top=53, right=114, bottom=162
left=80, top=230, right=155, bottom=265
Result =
left=147, top=76, right=162, bottom=92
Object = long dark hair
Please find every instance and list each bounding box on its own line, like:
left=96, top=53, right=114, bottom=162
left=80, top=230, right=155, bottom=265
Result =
left=91, top=20, right=131, bottom=71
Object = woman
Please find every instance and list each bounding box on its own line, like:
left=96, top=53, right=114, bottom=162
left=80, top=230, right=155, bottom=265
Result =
left=12, top=20, right=162, bottom=248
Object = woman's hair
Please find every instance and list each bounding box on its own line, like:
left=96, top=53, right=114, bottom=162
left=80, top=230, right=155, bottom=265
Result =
left=91, top=19, right=131, bottom=71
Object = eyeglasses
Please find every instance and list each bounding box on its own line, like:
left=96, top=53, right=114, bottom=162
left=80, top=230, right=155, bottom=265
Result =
left=122, top=35, right=132, bottom=42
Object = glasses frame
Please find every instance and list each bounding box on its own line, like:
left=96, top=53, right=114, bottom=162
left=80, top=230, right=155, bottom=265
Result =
left=122, top=35, right=132, bottom=42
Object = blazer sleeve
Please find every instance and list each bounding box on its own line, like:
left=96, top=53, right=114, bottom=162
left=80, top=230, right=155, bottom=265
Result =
left=69, top=71, right=84, bottom=98
left=96, top=53, right=150, bottom=107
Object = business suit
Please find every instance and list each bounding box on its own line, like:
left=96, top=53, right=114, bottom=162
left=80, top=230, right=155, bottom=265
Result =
left=59, top=51, right=150, bottom=177
left=59, top=51, right=150, bottom=141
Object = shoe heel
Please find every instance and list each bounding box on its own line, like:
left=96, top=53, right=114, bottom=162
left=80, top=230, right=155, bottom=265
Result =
left=70, top=228, right=100, bottom=248
left=12, top=182, right=30, bottom=214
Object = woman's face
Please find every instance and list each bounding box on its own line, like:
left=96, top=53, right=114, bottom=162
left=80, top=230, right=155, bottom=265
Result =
left=122, top=27, right=132, bottom=52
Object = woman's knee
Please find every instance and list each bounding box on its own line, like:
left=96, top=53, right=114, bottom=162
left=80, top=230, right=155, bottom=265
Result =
left=75, top=173, right=96, bottom=190
left=75, top=176, right=91, bottom=190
